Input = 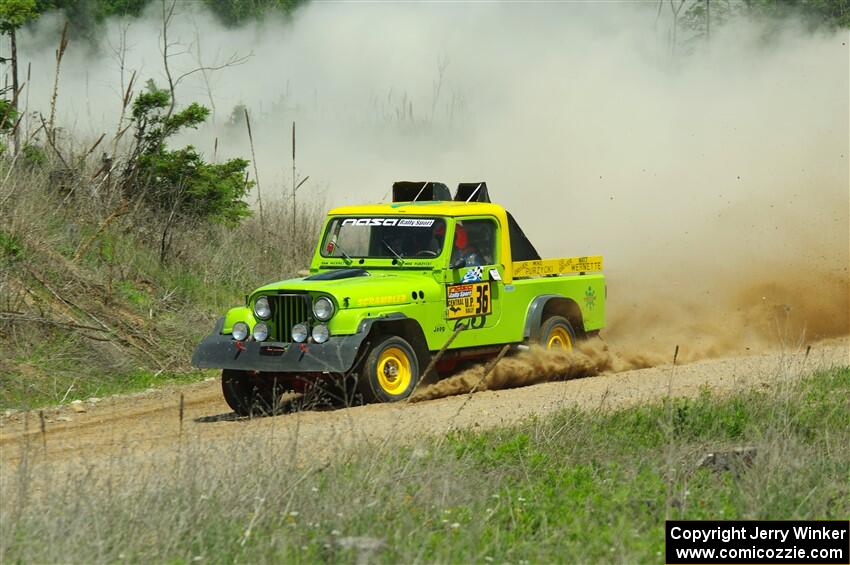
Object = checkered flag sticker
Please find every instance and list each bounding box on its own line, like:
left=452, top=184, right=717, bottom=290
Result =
left=462, top=266, right=483, bottom=283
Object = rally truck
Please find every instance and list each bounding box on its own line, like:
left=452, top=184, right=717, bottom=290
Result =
left=192, top=182, right=605, bottom=414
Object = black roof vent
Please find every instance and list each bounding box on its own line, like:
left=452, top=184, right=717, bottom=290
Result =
left=454, top=182, right=490, bottom=203
left=392, top=181, right=452, bottom=202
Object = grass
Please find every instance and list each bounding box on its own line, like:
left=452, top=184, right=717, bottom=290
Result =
left=1, top=366, right=847, bottom=563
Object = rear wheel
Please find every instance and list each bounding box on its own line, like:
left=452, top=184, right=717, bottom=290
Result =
left=358, top=335, right=419, bottom=403
left=539, top=316, right=576, bottom=351
left=221, top=370, right=282, bottom=416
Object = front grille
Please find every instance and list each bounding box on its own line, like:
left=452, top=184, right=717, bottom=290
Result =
left=268, top=294, right=310, bottom=342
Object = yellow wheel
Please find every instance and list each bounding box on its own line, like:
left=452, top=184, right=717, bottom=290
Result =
left=359, top=335, right=420, bottom=403
left=376, top=346, right=413, bottom=395
left=540, top=316, right=576, bottom=352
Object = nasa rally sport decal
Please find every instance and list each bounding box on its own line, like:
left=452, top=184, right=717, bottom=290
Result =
left=446, top=282, right=491, bottom=320
left=341, top=218, right=435, bottom=227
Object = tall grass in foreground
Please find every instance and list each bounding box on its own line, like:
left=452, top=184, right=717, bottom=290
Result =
left=1, top=366, right=847, bottom=563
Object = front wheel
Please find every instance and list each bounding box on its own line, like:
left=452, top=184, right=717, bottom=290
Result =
left=358, top=335, right=420, bottom=403
left=221, top=370, right=281, bottom=416
left=539, top=316, right=576, bottom=351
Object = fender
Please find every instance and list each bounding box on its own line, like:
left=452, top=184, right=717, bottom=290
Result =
left=523, top=294, right=563, bottom=341
left=523, top=294, right=585, bottom=341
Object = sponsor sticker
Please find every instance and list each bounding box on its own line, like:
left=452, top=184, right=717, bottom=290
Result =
left=462, top=266, right=484, bottom=283
left=341, top=218, right=434, bottom=228
left=584, top=286, right=597, bottom=309
left=447, top=282, right=491, bottom=319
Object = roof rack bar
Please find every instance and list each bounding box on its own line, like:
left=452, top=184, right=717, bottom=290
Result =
left=413, top=181, right=428, bottom=202
left=465, top=182, right=483, bottom=203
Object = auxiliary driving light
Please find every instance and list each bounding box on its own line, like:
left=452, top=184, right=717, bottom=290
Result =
left=312, top=296, right=335, bottom=321
left=311, top=324, right=330, bottom=344
left=292, top=323, right=309, bottom=343
left=253, top=296, right=272, bottom=320
left=253, top=322, right=269, bottom=342
left=232, top=321, right=249, bottom=341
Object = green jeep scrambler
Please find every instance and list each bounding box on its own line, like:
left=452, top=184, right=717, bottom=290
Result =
left=192, top=182, right=605, bottom=414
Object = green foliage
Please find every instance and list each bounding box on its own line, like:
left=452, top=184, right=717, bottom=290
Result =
left=681, top=0, right=850, bottom=34
left=0, top=229, right=23, bottom=261
left=21, top=143, right=46, bottom=167
left=0, top=0, right=36, bottom=32
left=128, top=80, right=252, bottom=224
left=34, top=0, right=149, bottom=38
left=139, top=146, right=251, bottom=224
left=0, top=98, right=14, bottom=154
left=116, top=279, right=149, bottom=308
left=202, top=0, right=306, bottom=25
left=0, top=98, right=17, bottom=133
left=131, top=80, right=210, bottom=146
left=30, top=0, right=307, bottom=36
left=746, top=0, right=850, bottom=29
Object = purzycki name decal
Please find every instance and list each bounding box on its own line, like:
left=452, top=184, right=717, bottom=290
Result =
left=666, top=520, right=849, bottom=564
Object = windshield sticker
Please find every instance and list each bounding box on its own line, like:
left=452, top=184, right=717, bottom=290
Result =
left=447, top=282, right=491, bottom=319
left=340, top=218, right=434, bottom=228
left=462, top=266, right=484, bottom=283
left=398, top=219, right=434, bottom=227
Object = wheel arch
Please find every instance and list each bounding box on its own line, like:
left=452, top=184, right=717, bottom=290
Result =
left=362, top=314, right=430, bottom=370
left=524, top=295, right=586, bottom=341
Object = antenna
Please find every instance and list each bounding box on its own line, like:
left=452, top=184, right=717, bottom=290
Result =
left=465, top=182, right=483, bottom=202
left=413, top=181, right=428, bottom=202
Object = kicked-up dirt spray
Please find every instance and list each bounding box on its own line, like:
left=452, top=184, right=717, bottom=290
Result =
left=411, top=340, right=661, bottom=402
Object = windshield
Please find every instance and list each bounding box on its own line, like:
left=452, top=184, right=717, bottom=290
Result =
left=321, top=217, right=447, bottom=259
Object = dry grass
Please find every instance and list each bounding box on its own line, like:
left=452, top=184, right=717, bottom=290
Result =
left=0, top=152, right=324, bottom=409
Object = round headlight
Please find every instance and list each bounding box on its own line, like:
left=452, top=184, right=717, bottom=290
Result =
left=313, top=296, right=335, bottom=321
left=254, top=297, right=272, bottom=320
left=232, top=321, right=249, bottom=341
left=311, top=324, right=329, bottom=344
left=253, top=322, right=269, bottom=342
left=292, top=323, right=309, bottom=343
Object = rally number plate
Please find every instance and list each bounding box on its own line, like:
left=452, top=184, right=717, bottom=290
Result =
left=446, top=282, right=491, bottom=320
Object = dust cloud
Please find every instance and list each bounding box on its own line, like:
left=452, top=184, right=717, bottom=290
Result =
left=14, top=3, right=849, bottom=372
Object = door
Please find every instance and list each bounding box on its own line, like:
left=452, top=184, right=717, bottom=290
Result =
left=444, top=217, right=504, bottom=337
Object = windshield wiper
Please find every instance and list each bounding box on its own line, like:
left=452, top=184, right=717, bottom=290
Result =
left=331, top=240, right=352, bottom=264
left=381, top=239, right=405, bottom=265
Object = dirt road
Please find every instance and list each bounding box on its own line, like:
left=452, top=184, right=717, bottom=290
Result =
left=1, top=339, right=847, bottom=473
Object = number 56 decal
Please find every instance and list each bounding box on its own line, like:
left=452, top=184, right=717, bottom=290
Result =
left=447, top=282, right=491, bottom=320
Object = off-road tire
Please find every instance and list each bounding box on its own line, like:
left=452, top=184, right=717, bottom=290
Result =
left=221, top=370, right=282, bottom=416
left=357, top=335, right=420, bottom=403
left=539, top=316, right=577, bottom=351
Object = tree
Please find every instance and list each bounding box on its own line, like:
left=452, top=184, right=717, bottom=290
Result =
left=34, top=0, right=149, bottom=38
left=0, top=0, right=37, bottom=153
left=123, top=80, right=252, bottom=262
left=202, top=0, right=306, bottom=26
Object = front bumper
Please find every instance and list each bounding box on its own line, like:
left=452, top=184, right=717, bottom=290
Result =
left=191, top=318, right=367, bottom=374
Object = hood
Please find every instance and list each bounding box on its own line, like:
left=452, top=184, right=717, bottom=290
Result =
left=252, top=270, right=440, bottom=309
